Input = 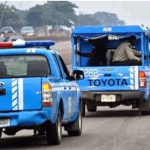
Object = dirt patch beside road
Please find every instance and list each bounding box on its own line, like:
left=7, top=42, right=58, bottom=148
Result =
left=24, top=35, right=70, bottom=42
left=54, top=41, right=72, bottom=66
left=56, top=48, right=71, bottom=66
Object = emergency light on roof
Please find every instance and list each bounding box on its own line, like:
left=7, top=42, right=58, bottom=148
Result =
left=103, top=27, right=112, bottom=32
left=0, top=40, right=55, bottom=49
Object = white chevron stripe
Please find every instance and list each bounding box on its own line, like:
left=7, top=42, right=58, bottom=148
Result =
left=12, top=85, right=17, bottom=94
left=130, top=67, right=134, bottom=90
left=130, top=73, right=134, bottom=79
left=130, top=79, right=134, bottom=85
left=130, top=69, right=134, bottom=73
left=13, top=106, right=18, bottom=110
left=12, top=79, right=18, bottom=111
left=12, top=92, right=17, bottom=100
left=134, top=66, right=139, bottom=90
left=12, top=80, right=17, bottom=87
left=130, top=85, right=134, bottom=90
left=12, top=99, right=17, bottom=107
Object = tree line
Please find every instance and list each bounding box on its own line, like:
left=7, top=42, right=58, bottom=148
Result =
left=0, top=1, right=125, bottom=31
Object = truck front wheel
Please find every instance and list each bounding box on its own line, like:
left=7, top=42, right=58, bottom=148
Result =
left=46, top=110, right=62, bottom=145
left=0, top=128, right=2, bottom=138
left=67, top=102, right=82, bottom=136
left=82, top=100, right=85, bottom=117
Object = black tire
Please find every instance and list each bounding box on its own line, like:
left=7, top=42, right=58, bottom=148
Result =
left=0, top=128, right=2, bottom=138
left=141, top=111, right=150, bottom=115
left=87, top=105, right=97, bottom=112
left=82, top=100, right=85, bottom=117
left=67, top=102, right=82, bottom=136
left=46, top=110, right=62, bottom=145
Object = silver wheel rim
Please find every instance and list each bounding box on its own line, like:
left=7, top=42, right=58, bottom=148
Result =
left=79, top=107, right=82, bottom=131
left=57, top=114, right=62, bottom=141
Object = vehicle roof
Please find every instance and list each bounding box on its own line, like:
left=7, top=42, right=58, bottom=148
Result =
left=1, top=26, right=13, bottom=29
left=8, top=35, right=24, bottom=42
left=0, top=48, right=55, bottom=56
left=21, top=26, right=34, bottom=29
left=72, top=25, right=148, bottom=34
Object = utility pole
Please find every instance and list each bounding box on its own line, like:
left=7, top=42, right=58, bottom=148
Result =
left=0, top=1, right=7, bottom=28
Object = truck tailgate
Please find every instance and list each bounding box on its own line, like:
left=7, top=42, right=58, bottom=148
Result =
left=0, top=77, right=42, bottom=111
left=78, top=66, right=139, bottom=91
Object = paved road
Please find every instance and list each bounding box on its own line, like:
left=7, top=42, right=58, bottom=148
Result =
left=1, top=42, right=150, bottom=150
left=52, top=41, right=72, bottom=66
left=1, top=106, right=150, bottom=150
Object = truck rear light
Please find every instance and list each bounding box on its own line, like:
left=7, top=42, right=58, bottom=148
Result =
left=71, top=73, right=74, bottom=77
left=42, top=83, right=53, bottom=107
left=139, top=71, right=146, bottom=88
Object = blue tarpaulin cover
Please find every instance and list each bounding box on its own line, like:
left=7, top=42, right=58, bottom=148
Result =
left=72, top=25, right=149, bottom=40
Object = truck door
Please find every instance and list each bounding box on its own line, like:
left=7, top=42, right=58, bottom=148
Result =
left=57, top=55, right=77, bottom=119
left=52, top=54, right=70, bottom=121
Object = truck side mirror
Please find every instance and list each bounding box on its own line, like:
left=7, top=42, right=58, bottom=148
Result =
left=71, top=70, right=84, bottom=80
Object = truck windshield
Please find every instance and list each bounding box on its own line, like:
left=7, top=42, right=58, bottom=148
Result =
left=0, top=55, right=50, bottom=78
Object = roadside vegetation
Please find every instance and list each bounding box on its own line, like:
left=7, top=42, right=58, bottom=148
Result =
left=0, top=1, right=125, bottom=30
left=0, top=1, right=125, bottom=41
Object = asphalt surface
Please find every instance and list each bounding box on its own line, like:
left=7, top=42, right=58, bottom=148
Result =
left=1, top=41, right=150, bottom=150
left=52, top=41, right=72, bottom=66
left=1, top=106, right=150, bottom=150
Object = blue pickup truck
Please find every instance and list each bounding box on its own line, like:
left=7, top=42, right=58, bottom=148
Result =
left=0, top=40, right=84, bottom=145
left=71, top=25, right=150, bottom=116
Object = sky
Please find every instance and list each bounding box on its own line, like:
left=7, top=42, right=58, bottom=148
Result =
left=2, top=1, right=150, bottom=27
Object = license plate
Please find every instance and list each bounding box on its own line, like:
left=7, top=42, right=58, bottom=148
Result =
left=0, top=119, right=10, bottom=127
left=101, top=95, right=116, bottom=102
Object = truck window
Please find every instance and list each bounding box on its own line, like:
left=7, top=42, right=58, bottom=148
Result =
left=0, top=55, right=50, bottom=78
left=77, top=37, right=142, bottom=67
left=58, top=55, right=70, bottom=79
left=52, top=54, right=63, bottom=78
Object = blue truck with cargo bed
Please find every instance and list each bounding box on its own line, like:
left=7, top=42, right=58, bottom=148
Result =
left=0, top=40, right=84, bottom=145
left=71, top=25, right=150, bottom=116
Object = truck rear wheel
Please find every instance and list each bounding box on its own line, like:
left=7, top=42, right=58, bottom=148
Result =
left=46, top=110, right=62, bottom=145
left=87, top=105, right=97, bottom=112
left=67, top=102, right=82, bottom=136
left=139, top=99, right=150, bottom=115
left=141, top=111, right=150, bottom=115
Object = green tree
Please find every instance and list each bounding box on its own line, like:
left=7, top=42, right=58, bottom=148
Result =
left=26, top=1, right=78, bottom=28
left=75, top=13, right=101, bottom=26
left=14, top=9, right=27, bottom=29
left=45, top=1, right=78, bottom=27
left=92, top=11, right=125, bottom=26
left=0, top=4, right=20, bottom=30
left=26, top=5, right=45, bottom=27
left=75, top=11, right=125, bottom=27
